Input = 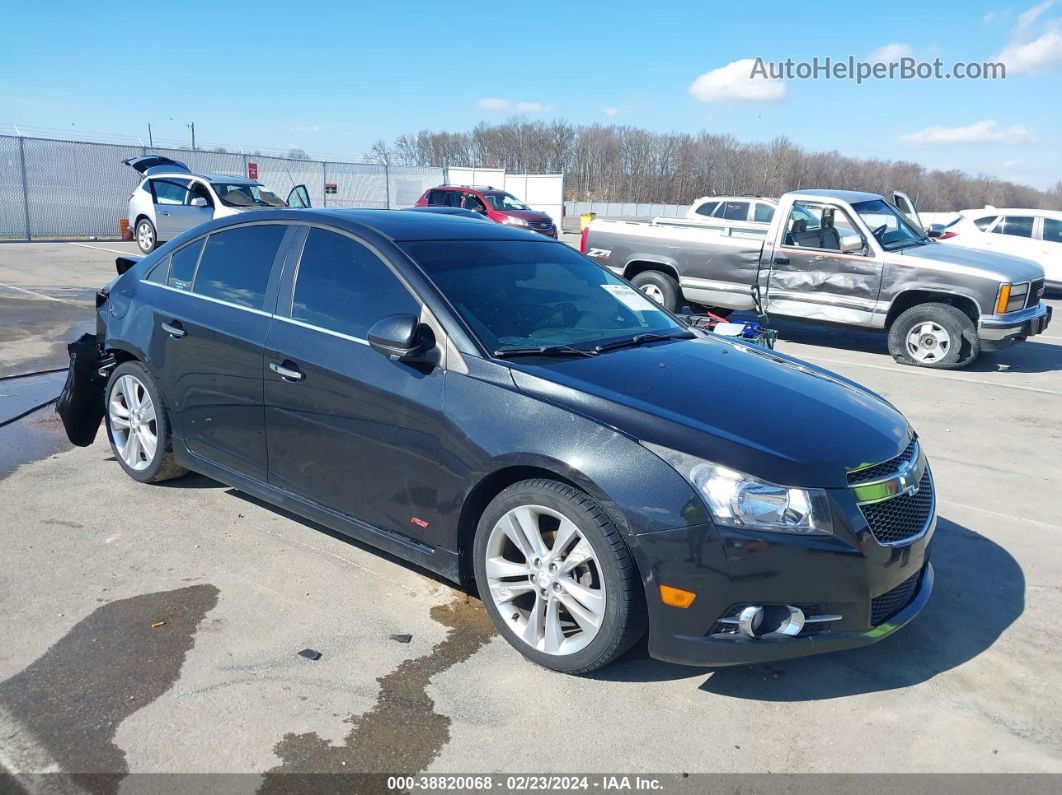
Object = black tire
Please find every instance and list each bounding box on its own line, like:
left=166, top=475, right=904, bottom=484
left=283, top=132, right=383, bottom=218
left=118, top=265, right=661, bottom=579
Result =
left=630, top=270, right=682, bottom=313
left=135, top=218, right=157, bottom=254
left=472, top=479, right=647, bottom=674
left=105, top=361, right=187, bottom=483
left=887, top=302, right=981, bottom=369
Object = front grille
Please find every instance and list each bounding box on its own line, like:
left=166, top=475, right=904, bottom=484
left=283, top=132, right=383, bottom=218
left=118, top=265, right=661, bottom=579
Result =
left=871, top=569, right=922, bottom=625
left=1028, top=279, right=1044, bottom=308
left=529, top=221, right=553, bottom=229
left=859, top=471, right=934, bottom=545
left=847, top=439, right=917, bottom=485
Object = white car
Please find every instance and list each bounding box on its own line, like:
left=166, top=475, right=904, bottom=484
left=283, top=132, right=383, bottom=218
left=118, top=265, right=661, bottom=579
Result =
left=938, top=207, right=1062, bottom=290
left=124, top=155, right=311, bottom=253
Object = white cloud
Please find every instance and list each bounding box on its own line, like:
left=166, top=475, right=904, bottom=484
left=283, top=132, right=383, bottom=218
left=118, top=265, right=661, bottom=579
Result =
left=983, top=8, right=1012, bottom=25
left=992, top=1, right=1062, bottom=73
left=869, top=43, right=913, bottom=63
left=601, top=107, right=619, bottom=116
left=478, top=98, right=545, bottom=112
left=514, top=101, right=544, bottom=112
left=478, top=97, right=510, bottom=110
left=1002, top=158, right=1025, bottom=167
left=900, top=119, right=1035, bottom=144
left=689, top=58, right=786, bottom=102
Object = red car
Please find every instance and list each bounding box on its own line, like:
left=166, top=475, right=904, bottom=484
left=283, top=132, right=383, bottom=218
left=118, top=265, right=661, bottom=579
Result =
left=415, top=185, right=557, bottom=238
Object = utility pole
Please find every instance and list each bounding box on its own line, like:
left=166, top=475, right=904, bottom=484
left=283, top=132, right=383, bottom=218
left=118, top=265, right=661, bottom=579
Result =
left=147, top=123, right=153, bottom=147
left=188, top=122, right=196, bottom=151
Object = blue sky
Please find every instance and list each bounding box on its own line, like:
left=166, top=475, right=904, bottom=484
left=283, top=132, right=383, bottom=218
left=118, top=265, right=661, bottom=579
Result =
left=2, top=0, right=1060, bottom=188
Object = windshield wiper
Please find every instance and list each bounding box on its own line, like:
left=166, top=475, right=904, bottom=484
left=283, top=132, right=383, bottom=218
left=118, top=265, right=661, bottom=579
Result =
left=493, top=344, right=597, bottom=359
left=593, top=331, right=694, bottom=354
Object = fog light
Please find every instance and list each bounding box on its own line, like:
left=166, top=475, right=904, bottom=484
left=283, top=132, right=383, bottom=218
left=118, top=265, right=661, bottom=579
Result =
left=737, top=605, right=765, bottom=638
left=727, top=605, right=806, bottom=638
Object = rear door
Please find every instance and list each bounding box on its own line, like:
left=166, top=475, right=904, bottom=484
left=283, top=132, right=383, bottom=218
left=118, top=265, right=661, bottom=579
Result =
left=149, top=178, right=194, bottom=238
left=263, top=225, right=445, bottom=537
left=145, top=222, right=292, bottom=480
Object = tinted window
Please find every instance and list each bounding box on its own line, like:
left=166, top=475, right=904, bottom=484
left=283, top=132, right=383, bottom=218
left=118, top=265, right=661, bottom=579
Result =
left=1044, top=218, right=1062, bottom=244
left=720, top=201, right=749, bottom=221
left=993, top=216, right=1034, bottom=238
left=753, top=203, right=775, bottom=223
left=974, top=215, right=998, bottom=231
left=427, top=190, right=447, bottom=206
left=401, top=241, right=687, bottom=352
left=152, top=179, right=189, bottom=205
left=292, top=228, right=418, bottom=338
left=694, top=201, right=719, bottom=217
left=462, top=194, right=486, bottom=212
left=144, top=255, right=169, bottom=284
left=167, top=238, right=204, bottom=291
left=193, top=225, right=285, bottom=309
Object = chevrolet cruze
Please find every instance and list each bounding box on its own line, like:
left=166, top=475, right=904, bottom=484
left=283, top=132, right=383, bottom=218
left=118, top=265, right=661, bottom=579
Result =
left=61, top=209, right=935, bottom=674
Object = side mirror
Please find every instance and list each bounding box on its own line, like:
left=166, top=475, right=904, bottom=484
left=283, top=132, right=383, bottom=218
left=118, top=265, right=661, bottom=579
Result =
left=190, top=197, right=209, bottom=208
left=926, top=223, right=946, bottom=239
left=368, top=314, right=424, bottom=361
left=840, top=234, right=864, bottom=254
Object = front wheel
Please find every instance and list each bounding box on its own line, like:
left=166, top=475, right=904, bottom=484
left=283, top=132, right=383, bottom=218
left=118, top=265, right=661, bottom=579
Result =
left=472, top=479, right=646, bottom=674
left=887, top=303, right=980, bottom=369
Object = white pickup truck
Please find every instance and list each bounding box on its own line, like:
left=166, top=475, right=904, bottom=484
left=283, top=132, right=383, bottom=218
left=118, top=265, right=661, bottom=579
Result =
left=581, top=188, right=1050, bottom=369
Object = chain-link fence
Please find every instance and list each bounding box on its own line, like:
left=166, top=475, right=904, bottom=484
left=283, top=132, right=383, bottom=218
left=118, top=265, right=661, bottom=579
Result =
left=563, top=200, right=687, bottom=220
left=0, top=135, right=446, bottom=240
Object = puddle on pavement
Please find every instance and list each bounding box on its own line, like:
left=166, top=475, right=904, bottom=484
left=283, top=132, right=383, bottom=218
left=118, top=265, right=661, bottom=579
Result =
left=0, top=584, right=219, bottom=794
left=263, top=593, right=496, bottom=789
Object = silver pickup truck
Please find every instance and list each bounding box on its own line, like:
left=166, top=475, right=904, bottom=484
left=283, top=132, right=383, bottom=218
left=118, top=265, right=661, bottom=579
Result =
left=582, top=189, right=1052, bottom=368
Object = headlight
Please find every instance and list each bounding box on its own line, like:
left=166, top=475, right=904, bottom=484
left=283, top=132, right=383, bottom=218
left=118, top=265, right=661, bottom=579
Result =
left=503, top=216, right=528, bottom=227
left=644, top=444, right=833, bottom=535
left=996, top=282, right=1028, bottom=313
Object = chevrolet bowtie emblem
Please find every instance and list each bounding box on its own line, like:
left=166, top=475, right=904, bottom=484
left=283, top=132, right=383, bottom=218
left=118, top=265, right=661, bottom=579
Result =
left=895, top=458, right=920, bottom=497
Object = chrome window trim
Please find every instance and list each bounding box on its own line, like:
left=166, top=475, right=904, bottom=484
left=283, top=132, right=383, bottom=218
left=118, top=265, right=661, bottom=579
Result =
left=141, top=280, right=274, bottom=317
left=271, top=314, right=369, bottom=346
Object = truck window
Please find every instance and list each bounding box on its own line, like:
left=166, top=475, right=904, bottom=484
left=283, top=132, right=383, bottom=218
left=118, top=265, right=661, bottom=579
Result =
left=719, top=201, right=749, bottom=221
left=753, top=203, right=775, bottom=223
left=992, top=216, right=1034, bottom=238
left=784, top=202, right=863, bottom=252
left=1044, top=218, right=1062, bottom=244
left=694, top=201, right=719, bottom=217
left=974, top=215, right=998, bottom=231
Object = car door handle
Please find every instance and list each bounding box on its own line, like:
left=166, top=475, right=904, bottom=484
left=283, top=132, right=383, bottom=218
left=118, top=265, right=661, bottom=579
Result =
left=269, top=361, right=304, bottom=382
left=161, top=320, right=185, bottom=339
left=774, top=255, right=790, bottom=265
left=159, top=211, right=170, bottom=216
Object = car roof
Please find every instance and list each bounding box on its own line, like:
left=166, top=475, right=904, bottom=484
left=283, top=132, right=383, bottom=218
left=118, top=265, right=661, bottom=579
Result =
left=144, top=172, right=261, bottom=186
left=195, top=208, right=555, bottom=243
left=962, top=207, right=1062, bottom=218
left=788, top=189, right=883, bottom=204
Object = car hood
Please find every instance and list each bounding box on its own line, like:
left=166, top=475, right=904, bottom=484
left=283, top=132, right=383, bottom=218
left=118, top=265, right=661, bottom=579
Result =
left=508, top=335, right=911, bottom=489
left=499, top=209, right=553, bottom=223
left=898, top=241, right=1044, bottom=282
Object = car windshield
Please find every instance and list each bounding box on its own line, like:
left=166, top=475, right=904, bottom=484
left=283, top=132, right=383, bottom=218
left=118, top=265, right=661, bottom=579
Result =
left=851, top=199, right=927, bottom=251
left=212, top=182, right=286, bottom=208
left=400, top=241, right=687, bottom=352
left=483, top=192, right=530, bottom=211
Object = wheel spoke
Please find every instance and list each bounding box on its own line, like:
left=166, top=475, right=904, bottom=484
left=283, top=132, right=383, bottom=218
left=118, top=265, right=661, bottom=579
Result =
left=138, top=427, right=157, bottom=460
left=550, top=517, right=579, bottom=561
left=499, top=514, right=534, bottom=561
left=486, top=556, right=531, bottom=580
left=559, top=539, right=593, bottom=574
left=556, top=590, right=602, bottom=632
left=522, top=592, right=545, bottom=648
left=543, top=596, right=564, bottom=653
left=122, top=377, right=141, bottom=411
left=512, top=506, right=547, bottom=558
left=109, top=413, right=130, bottom=430
left=490, top=581, right=536, bottom=605
left=140, top=399, right=156, bottom=424
left=559, top=577, right=605, bottom=618
left=122, top=431, right=141, bottom=466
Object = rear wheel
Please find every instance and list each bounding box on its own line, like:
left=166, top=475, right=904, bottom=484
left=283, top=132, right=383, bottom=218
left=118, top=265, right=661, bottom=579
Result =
left=887, top=303, right=980, bottom=369
left=135, top=218, right=157, bottom=254
left=472, top=479, right=646, bottom=674
left=105, top=362, right=186, bottom=482
left=630, top=270, right=681, bottom=313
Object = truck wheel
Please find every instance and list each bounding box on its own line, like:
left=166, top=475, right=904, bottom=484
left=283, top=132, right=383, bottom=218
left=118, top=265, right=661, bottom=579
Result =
left=888, top=303, right=980, bottom=369
left=135, top=218, right=157, bottom=254
left=472, top=479, right=647, bottom=674
left=105, top=361, right=187, bottom=483
left=631, top=271, right=681, bottom=313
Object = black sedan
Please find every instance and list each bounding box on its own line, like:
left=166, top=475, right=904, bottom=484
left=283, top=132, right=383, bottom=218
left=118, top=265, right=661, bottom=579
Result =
left=61, top=209, right=935, bottom=674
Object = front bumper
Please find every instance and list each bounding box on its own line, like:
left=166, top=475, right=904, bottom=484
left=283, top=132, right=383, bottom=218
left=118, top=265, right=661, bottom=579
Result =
left=627, top=502, right=936, bottom=667
left=979, top=302, right=1051, bottom=348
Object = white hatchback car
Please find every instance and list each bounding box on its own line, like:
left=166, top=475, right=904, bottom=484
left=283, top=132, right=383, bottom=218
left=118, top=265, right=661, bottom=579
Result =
left=938, top=207, right=1062, bottom=290
left=124, top=156, right=311, bottom=253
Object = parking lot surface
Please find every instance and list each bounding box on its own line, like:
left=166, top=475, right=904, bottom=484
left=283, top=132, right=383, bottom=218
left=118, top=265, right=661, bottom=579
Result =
left=1, top=241, right=1061, bottom=784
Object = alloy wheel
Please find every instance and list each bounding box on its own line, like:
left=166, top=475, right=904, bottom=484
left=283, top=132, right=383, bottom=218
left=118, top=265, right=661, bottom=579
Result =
left=639, top=283, right=665, bottom=305
left=484, top=504, right=606, bottom=656
left=137, top=222, right=154, bottom=252
left=108, top=374, right=158, bottom=471
left=905, top=321, right=952, bottom=363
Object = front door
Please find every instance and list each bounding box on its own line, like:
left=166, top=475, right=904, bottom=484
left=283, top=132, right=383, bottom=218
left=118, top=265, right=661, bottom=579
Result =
left=264, top=226, right=446, bottom=539
left=145, top=223, right=291, bottom=480
left=766, top=201, right=884, bottom=325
